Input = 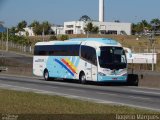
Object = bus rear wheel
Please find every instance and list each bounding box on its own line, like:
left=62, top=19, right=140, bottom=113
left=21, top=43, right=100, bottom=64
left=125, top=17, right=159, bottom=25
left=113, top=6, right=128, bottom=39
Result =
left=79, top=72, right=86, bottom=84
left=44, top=69, right=50, bottom=81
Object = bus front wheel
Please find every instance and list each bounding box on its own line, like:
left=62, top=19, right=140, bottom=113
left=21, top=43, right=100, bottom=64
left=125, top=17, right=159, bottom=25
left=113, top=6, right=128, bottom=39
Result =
left=79, top=72, right=86, bottom=84
left=44, top=69, right=50, bottom=81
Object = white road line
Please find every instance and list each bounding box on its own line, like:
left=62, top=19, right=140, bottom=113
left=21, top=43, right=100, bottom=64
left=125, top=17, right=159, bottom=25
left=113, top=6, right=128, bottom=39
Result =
left=127, top=86, right=160, bottom=91
left=97, top=92, right=119, bottom=97
left=128, top=96, right=151, bottom=100
left=0, top=73, right=40, bottom=80
left=0, top=83, right=58, bottom=90
left=130, top=90, right=160, bottom=95
left=97, top=92, right=151, bottom=100
left=0, top=83, right=160, bottom=112
left=1, top=74, right=160, bottom=93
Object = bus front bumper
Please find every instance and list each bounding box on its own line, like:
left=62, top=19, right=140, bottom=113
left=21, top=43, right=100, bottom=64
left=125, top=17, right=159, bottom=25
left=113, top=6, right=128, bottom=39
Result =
left=97, top=75, right=127, bottom=82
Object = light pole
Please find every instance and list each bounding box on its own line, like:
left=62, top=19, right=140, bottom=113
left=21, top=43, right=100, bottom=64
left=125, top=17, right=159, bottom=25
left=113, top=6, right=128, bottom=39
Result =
left=6, top=28, right=9, bottom=51
left=148, top=32, right=155, bottom=71
left=148, top=23, right=159, bottom=71
left=42, top=27, right=45, bottom=41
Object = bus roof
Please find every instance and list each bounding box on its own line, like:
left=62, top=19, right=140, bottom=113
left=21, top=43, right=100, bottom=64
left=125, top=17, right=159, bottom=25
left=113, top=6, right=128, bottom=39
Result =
left=35, top=38, right=121, bottom=46
left=68, top=38, right=119, bottom=45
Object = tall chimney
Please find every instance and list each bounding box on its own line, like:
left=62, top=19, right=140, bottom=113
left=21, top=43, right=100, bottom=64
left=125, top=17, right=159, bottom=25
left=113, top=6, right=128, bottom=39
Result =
left=99, top=0, right=104, bottom=22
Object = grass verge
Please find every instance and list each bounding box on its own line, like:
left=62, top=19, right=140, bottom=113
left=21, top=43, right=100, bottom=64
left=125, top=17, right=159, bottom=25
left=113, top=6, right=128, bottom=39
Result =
left=0, top=89, right=159, bottom=114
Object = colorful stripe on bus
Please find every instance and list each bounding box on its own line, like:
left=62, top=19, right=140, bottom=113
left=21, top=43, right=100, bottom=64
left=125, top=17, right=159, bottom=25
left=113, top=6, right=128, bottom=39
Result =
left=54, top=58, right=77, bottom=77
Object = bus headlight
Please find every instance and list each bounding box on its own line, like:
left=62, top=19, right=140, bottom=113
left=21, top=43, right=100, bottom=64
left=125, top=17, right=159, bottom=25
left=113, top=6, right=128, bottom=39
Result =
left=98, top=72, right=106, bottom=76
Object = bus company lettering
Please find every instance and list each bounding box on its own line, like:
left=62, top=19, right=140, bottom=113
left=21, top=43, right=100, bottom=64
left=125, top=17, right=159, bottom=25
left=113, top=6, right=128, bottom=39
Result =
left=35, top=59, right=44, bottom=62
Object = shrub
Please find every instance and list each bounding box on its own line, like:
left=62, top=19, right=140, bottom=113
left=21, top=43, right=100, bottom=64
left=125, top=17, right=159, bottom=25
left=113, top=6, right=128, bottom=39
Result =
left=49, top=35, right=57, bottom=40
left=60, top=35, right=69, bottom=41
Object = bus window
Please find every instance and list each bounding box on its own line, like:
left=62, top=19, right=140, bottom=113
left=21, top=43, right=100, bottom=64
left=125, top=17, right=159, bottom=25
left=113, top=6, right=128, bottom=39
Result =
left=98, top=47, right=126, bottom=70
left=34, top=45, right=80, bottom=56
left=81, top=46, right=97, bottom=66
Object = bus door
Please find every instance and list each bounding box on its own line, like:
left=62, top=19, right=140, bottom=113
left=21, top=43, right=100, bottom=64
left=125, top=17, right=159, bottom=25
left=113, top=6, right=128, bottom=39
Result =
left=91, top=51, right=98, bottom=81
left=91, top=64, right=97, bottom=81
left=84, top=62, right=92, bottom=80
left=81, top=43, right=97, bottom=81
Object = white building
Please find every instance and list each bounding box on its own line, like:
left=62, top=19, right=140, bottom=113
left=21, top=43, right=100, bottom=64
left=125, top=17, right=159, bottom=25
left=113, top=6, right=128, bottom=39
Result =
left=16, top=0, right=131, bottom=36
left=15, top=27, right=35, bottom=36
left=64, top=21, right=86, bottom=34
left=52, top=0, right=132, bottom=35
left=24, top=27, right=35, bottom=36
left=63, top=21, right=132, bottom=35
left=51, top=25, right=64, bottom=35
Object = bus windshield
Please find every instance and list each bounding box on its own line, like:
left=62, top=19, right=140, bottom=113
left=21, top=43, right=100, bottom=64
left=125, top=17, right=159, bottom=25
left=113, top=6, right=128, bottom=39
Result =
left=98, top=47, right=127, bottom=70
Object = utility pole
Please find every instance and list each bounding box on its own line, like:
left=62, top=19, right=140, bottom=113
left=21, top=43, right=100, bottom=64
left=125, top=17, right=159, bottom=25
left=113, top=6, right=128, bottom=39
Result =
left=148, top=33, right=155, bottom=71
left=149, top=23, right=160, bottom=71
left=6, top=28, right=9, bottom=51
left=1, top=32, right=3, bottom=50
left=42, top=27, right=44, bottom=41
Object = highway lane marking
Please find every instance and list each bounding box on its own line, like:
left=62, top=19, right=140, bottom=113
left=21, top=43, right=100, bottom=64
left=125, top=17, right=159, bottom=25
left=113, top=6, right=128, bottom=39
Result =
left=127, top=86, right=160, bottom=91
left=0, top=74, right=85, bottom=86
left=130, top=90, right=160, bottom=96
left=1, top=74, right=160, bottom=94
left=97, top=92, right=119, bottom=97
left=97, top=92, right=152, bottom=101
left=128, top=96, right=151, bottom=100
left=0, top=83, right=160, bottom=112
left=0, top=83, right=58, bottom=90
left=0, top=74, right=41, bottom=80
left=0, top=83, right=114, bottom=104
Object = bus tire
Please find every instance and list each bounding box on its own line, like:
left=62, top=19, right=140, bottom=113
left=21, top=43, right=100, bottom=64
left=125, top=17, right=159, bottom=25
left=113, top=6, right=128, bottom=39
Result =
left=79, top=72, right=86, bottom=84
left=44, top=69, right=50, bottom=81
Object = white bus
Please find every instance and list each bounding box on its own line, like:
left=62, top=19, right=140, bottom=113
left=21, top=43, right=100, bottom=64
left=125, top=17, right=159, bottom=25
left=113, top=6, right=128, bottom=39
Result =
left=33, top=38, right=127, bottom=83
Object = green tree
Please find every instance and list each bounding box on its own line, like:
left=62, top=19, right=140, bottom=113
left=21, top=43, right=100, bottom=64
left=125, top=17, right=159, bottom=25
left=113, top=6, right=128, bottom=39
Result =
left=132, top=23, right=144, bottom=34
left=17, top=20, right=27, bottom=31
left=84, top=22, right=99, bottom=34
left=29, top=21, right=40, bottom=27
left=150, top=18, right=160, bottom=31
left=79, top=15, right=91, bottom=22
left=132, top=20, right=152, bottom=35
left=60, top=35, right=69, bottom=41
left=32, top=21, right=51, bottom=35
left=33, top=25, right=42, bottom=35
left=49, top=35, right=57, bottom=40
left=151, top=18, right=160, bottom=25
left=91, top=26, right=99, bottom=33
left=114, top=20, right=120, bottom=23
left=9, top=27, right=18, bottom=35
left=141, top=20, right=152, bottom=30
left=42, top=21, right=51, bottom=35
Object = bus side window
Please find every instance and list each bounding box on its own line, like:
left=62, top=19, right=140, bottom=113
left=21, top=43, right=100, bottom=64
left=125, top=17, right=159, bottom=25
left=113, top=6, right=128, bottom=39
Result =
left=34, top=46, right=48, bottom=56
left=34, top=45, right=80, bottom=56
left=81, top=46, right=97, bottom=66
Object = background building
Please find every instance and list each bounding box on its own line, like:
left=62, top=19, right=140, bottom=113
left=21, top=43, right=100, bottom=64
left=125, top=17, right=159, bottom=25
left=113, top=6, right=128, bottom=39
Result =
left=15, top=0, right=132, bottom=36
left=15, top=27, right=35, bottom=36
left=64, top=21, right=131, bottom=35
left=52, top=0, right=132, bottom=35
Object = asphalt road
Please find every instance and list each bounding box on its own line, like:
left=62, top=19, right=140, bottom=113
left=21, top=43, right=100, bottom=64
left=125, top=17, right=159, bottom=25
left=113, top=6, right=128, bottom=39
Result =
left=0, top=74, right=160, bottom=112
left=0, top=50, right=33, bottom=64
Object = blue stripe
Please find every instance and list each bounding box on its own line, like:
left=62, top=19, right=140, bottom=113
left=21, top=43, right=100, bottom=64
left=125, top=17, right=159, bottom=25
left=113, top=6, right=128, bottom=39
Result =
left=55, top=59, right=74, bottom=76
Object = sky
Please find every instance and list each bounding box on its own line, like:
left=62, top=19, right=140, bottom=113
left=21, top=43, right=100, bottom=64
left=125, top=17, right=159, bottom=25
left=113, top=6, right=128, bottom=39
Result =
left=0, top=0, right=160, bottom=27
